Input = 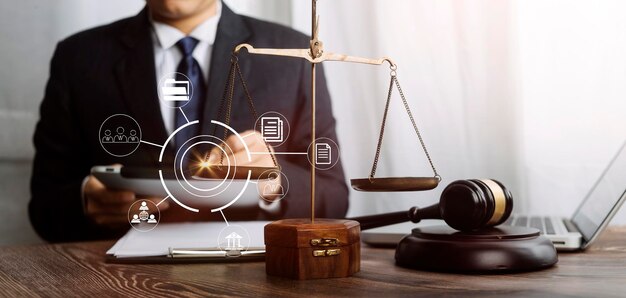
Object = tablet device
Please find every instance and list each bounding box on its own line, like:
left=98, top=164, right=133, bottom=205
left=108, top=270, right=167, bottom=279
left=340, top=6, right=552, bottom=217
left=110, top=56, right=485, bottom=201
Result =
left=91, top=165, right=261, bottom=209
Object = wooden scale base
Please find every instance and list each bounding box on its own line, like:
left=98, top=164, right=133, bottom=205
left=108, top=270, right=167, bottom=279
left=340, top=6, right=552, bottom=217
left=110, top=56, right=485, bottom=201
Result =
left=265, top=219, right=361, bottom=280
left=395, top=225, right=558, bottom=273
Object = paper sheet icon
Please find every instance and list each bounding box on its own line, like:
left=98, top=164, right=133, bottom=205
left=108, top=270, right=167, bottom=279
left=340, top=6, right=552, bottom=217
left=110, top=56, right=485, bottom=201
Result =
left=261, top=117, right=283, bottom=142
left=161, top=78, right=190, bottom=101
left=316, top=143, right=332, bottom=165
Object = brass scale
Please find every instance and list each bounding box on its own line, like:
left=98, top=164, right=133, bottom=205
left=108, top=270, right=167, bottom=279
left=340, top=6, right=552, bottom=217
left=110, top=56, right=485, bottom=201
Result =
left=204, top=0, right=441, bottom=222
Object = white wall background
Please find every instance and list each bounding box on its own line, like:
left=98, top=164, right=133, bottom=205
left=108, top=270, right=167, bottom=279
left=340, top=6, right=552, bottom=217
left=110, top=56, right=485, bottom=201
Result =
left=0, top=0, right=624, bottom=245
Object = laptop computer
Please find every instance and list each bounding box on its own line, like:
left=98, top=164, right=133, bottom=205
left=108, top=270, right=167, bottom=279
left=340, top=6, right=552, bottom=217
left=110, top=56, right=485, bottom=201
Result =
left=362, top=140, right=626, bottom=251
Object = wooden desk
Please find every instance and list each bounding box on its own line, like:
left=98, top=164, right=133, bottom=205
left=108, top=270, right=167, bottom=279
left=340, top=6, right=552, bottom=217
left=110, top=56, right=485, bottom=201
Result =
left=1, top=227, right=625, bottom=297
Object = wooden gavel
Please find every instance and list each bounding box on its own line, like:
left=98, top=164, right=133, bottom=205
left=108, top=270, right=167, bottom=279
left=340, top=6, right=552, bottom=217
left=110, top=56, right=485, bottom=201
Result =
left=350, top=179, right=513, bottom=231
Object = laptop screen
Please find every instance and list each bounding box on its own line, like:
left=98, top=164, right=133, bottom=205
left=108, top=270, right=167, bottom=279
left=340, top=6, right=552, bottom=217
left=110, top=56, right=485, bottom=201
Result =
left=572, top=141, right=626, bottom=242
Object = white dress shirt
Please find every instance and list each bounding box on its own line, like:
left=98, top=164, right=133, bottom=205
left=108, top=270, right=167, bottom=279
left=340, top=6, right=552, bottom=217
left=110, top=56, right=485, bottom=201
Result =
left=150, top=1, right=222, bottom=134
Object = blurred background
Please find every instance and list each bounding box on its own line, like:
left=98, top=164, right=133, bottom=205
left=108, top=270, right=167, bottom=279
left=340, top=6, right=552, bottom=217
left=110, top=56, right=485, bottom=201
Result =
left=1, top=0, right=625, bottom=245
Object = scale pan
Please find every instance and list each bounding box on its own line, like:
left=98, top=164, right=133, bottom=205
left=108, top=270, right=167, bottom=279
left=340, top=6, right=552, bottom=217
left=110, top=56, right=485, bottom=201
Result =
left=194, top=165, right=280, bottom=180
left=351, top=177, right=440, bottom=192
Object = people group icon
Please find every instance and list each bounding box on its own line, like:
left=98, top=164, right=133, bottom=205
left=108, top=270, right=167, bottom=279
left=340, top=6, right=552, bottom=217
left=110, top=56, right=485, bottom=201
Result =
left=130, top=201, right=157, bottom=224
left=102, top=127, right=139, bottom=144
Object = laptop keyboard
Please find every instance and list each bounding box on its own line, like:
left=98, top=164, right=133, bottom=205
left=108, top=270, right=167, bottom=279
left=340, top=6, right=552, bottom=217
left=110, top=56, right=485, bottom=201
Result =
left=510, top=216, right=556, bottom=235
left=544, top=218, right=556, bottom=235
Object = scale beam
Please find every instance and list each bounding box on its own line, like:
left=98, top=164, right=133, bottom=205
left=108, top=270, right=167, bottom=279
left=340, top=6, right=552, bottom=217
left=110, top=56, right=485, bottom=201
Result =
left=233, top=44, right=396, bottom=68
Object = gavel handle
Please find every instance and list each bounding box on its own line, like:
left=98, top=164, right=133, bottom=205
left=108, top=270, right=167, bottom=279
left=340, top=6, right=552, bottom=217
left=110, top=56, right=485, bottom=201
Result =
left=348, top=204, right=440, bottom=231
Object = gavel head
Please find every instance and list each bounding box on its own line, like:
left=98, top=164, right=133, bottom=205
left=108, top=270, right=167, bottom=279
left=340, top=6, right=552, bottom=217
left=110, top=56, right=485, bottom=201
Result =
left=439, top=179, right=513, bottom=231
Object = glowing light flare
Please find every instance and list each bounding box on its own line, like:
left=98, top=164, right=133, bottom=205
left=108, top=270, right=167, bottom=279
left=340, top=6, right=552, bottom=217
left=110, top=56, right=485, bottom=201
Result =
left=191, top=156, right=232, bottom=179
left=187, top=150, right=218, bottom=177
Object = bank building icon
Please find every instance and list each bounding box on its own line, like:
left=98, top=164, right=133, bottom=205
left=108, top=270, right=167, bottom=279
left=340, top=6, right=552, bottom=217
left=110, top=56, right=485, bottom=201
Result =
left=225, top=232, right=243, bottom=250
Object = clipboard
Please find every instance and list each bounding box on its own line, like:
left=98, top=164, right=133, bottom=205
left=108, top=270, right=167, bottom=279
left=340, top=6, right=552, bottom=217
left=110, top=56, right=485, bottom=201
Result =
left=106, top=221, right=268, bottom=264
left=105, top=249, right=265, bottom=264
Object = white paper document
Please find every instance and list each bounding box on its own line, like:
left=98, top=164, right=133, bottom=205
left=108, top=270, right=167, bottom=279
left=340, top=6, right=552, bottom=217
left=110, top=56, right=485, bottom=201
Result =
left=107, top=221, right=268, bottom=258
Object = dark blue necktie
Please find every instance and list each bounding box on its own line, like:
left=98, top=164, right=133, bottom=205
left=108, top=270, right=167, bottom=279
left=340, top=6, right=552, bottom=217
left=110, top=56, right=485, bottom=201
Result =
left=174, top=37, right=206, bottom=150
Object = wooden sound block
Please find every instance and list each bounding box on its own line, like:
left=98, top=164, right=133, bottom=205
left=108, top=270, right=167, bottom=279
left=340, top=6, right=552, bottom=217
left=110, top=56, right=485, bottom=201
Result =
left=395, top=225, right=558, bottom=273
left=264, top=218, right=360, bottom=280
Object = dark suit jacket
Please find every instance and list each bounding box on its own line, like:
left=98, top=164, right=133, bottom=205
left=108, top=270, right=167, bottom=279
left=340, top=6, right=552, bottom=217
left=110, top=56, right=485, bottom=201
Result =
left=29, top=5, right=349, bottom=242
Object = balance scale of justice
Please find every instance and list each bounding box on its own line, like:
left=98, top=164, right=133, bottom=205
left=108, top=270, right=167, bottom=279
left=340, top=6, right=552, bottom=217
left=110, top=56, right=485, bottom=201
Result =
left=198, top=0, right=557, bottom=279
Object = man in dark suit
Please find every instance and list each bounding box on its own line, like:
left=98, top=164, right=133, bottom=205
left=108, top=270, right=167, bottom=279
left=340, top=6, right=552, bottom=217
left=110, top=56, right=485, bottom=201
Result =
left=29, top=0, right=349, bottom=242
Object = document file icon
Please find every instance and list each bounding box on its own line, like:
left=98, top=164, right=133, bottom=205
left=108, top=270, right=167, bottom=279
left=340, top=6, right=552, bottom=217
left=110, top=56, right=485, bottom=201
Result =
left=161, top=78, right=190, bottom=101
left=261, top=117, right=283, bottom=142
left=315, top=143, right=332, bottom=165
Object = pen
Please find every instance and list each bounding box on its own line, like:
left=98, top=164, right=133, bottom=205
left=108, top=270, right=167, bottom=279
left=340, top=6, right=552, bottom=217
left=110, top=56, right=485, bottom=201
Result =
left=169, top=247, right=266, bottom=258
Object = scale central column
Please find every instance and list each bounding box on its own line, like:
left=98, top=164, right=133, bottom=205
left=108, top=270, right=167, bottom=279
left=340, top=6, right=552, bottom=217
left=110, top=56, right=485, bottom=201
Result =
left=309, top=0, right=318, bottom=224
left=310, top=63, right=316, bottom=223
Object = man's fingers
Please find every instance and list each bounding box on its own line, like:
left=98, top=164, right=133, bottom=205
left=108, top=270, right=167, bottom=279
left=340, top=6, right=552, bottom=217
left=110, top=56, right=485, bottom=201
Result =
left=85, top=175, right=135, bottom=204
left=92, top=188, right=135, bottom=205
left=93, top=214, right=128, bottom=226
left=85, top=166, right=168, bottom=228
left=218, top=140, right=271, bottom=166
left=206, top=145, right=224, bottom=164
left=88, top=198, right=134, bottom=215
left=224, top=130, right=263, bottom=154
left=248, top=137, right=274, bottom=153
left=140, top=197, right=170, bottom=210
left=205, top=130, right=275, bottom=166
left=223, top=135, right=246, bottom=154
left=89, top=197, right=168, bottom=220
left=230, top=150, right=275, bottom=167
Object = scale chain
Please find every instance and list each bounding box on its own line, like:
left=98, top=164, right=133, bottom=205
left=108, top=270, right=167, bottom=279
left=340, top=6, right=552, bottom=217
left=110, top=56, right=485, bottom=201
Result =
left=210, top=57, right=278, bottom=168
left=234, top=60, right=279, bottom=168
left=370, top=69, right=439, bottom=179
left=369, top=74, right=395, bottom=179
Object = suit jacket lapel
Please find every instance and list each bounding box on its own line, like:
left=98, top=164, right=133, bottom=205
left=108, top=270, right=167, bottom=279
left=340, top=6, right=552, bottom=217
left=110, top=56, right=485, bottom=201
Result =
left=113, top=5, right=249, bottom=160
left=115, top=8, right=169, bottom=164
left=201, top=4, right=251, bottom=136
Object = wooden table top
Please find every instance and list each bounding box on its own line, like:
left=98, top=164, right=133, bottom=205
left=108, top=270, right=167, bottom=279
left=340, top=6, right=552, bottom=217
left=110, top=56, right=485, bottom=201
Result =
left=1, top=227, right=626, bottom=297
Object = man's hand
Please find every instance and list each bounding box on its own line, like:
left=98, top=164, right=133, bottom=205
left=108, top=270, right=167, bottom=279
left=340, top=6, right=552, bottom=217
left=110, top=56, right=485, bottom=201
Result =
left=206, top=130, right=283, bottom=201
left=84, top=173, right=169, bottom=227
